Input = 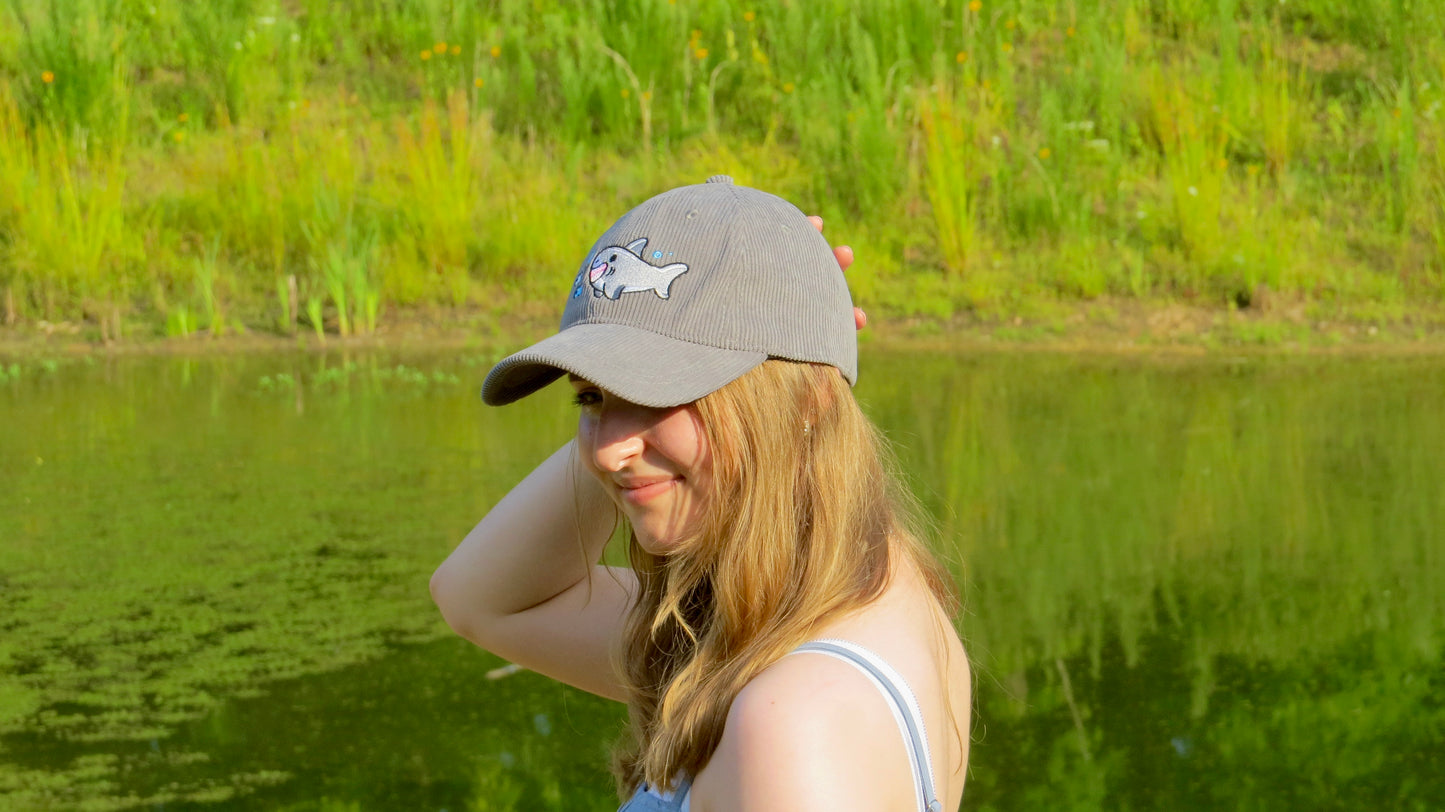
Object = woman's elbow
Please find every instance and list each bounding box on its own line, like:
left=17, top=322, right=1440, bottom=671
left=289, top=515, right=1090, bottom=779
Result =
left=429, top=563, right=486, bottom=643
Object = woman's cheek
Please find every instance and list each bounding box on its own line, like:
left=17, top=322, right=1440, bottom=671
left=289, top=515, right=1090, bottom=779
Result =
left=576, top=414, right=598, bottom=471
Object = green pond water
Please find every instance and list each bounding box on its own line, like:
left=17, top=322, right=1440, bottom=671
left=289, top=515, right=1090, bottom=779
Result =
left=1, top=349, right=1442, bottom=811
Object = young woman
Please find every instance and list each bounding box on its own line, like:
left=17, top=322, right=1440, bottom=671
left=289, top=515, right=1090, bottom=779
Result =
left=431, top=176, right=971, bottom=812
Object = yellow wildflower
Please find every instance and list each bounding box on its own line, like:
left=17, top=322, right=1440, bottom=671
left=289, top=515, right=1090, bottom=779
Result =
left=1216, top=158, right=1228, bottom=170
left=1005, top=19, right=1016, bottom=29
left=173, top=131, right=184, bottom=143
left=968, top=0, right=982, bottom=12
left=41, top=70, right=54, bottom=84
left=744, top=11, right=755, bottom=22
left=450, top=45, right=461, bottom=55
left=474, top=77, right=485, bottom=88
left=434, top=42, right=447, bottom=54
left=621, top=88, right=631, bottom=98
left=695, top=47, right=709, bottom=59
left=1066, top=25, right=1076, bottom=37
left=490, top=45, right=502, bottom=58
left=1001, top=41, right=1013, bottom=53
left=178, top=112, right=189, bottom=123
left=782, top=81, right=795, bottom=94
left=642, top=90, right=653, bottom=101
left=421, top=50, right=431, bottom=61
left=1039, top=147, right=1051, bottom=160
left=956, top=51, right=968, bottom=63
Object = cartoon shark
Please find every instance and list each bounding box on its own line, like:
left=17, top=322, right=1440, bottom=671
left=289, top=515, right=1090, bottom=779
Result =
left=588, top=238, right=689, bottom=300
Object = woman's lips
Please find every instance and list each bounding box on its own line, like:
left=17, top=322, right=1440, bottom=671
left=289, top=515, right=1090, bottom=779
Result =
left=617, top=478, right=677, bottom=505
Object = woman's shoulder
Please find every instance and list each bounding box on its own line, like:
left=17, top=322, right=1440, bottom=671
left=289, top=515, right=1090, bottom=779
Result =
left=690, top=649, right=916, bottom=812
left=734, top=641, right=905, bottom=720
left=690, top=566, right=971, bottom=812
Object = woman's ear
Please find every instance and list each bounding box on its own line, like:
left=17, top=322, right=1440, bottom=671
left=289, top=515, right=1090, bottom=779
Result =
left=805, top=363, right=844, bottom=421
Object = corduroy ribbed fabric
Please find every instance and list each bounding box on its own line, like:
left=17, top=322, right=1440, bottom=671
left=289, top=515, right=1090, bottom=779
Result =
left=482, top=176, right=857, bottom=408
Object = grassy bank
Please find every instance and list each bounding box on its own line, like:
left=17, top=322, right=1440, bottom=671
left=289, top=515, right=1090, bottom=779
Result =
left=1, top=0, right=1443, bottom=342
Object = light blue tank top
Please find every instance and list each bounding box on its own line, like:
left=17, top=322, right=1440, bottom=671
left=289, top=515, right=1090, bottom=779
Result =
left=616, top=639, right=943, bottom=812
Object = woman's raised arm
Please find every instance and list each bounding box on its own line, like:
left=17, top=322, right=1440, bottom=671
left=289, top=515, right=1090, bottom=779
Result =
left=429, top=440, right=637, bottom=701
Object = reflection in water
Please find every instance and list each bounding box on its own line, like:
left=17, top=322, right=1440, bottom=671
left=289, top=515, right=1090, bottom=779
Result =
left=0, top=350, right=1440, bottom=810
left=164, top=637, right=622, bottom=810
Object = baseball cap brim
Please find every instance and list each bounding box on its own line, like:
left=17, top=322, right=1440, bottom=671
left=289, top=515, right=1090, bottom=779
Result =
left=482, top=323, right=767, bottom=408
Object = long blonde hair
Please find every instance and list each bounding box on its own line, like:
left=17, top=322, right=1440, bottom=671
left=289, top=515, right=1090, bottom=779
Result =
left=612, top=360, right=958, bottom=794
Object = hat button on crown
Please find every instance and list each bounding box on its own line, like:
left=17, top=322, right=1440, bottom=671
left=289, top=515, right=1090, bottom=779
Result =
left=706, top=174, right=734, bottom=184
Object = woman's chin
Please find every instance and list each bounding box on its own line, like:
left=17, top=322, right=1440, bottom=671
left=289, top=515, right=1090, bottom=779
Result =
left=624, top=506, right=704, bottom=556
left=634, top=533, right=679, bottom=556
left=632, top=523, right=693, bottom=556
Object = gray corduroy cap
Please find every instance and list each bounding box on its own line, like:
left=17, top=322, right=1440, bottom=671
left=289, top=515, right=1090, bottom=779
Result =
left=482, top=175, right=857, bottom=408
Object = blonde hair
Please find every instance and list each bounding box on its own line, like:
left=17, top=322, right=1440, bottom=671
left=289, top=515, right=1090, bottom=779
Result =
left=612, top=360, right=958, bottom=795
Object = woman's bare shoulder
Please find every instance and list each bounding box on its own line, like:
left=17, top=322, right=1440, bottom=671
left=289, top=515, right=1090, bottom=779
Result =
left=690, top=653, right=915, bottom=812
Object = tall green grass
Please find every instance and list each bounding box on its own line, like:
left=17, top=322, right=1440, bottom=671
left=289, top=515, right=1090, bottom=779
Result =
left=1, top=0, right=1443, bottom=336
left=1431, top=120, right=1445, bottom=292
left=389, top=91, right=485, bottom=304
left=0, top=82, right=132, bottom=338
left=920, top=80, right=984, bottom=278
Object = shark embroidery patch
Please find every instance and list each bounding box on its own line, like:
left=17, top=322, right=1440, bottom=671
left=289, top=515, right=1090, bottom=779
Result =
left=586, top=238, right=688, bottom=300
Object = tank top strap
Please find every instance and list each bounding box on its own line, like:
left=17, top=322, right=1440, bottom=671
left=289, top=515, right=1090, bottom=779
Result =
left=787, top=639, right=944, bottom=812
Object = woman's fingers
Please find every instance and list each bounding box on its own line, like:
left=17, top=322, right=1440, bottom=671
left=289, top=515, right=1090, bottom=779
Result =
left=808, top=217, right=867, bottom=331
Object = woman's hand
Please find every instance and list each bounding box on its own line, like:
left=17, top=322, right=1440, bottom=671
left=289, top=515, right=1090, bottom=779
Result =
left=808, top=216, right=866, bottom=331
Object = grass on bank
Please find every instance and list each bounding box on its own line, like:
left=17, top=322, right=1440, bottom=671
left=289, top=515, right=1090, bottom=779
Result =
left=1, top=0, right=1443, bottom=340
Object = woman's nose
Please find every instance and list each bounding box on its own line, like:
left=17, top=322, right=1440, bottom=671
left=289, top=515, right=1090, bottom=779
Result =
left=590, top=404, right=647, bottom=472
